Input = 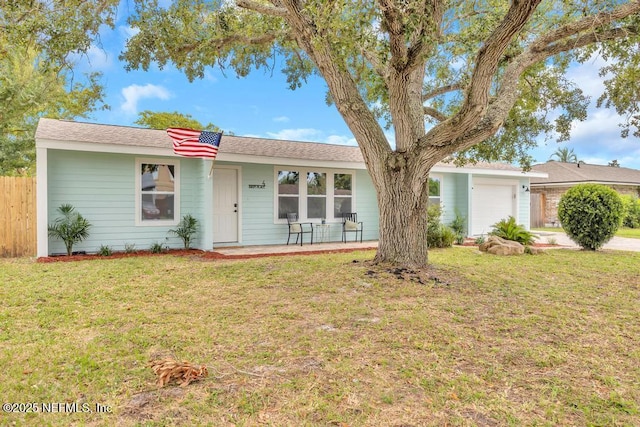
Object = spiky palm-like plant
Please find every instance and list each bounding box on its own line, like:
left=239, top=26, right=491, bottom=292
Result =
left=169, top=214, right=199, bottom=249
left=490, top=216, right=536, bottom=246
left=48, top=204, right=92, bottom=255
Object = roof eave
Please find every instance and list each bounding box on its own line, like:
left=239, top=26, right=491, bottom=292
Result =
left=432, top=164, right=548, bottom=178
left=531, top=180, right=640, bottom=187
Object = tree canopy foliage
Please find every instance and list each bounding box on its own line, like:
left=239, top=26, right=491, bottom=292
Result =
left=124, top=0, right=639, bottom=166
left=0, top=0, right=117, bottom=175
left=122, top=0, right=640, bottom=267
left=135, top=110, right=223, bottom=132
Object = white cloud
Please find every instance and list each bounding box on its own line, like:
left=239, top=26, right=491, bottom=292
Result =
left=67, top=44, right=113, bottom=73
left=262, top=127, right=362, bottom=147
left=120, top=84, right=171, bottom=114
left=119, top=25, right=139, bottom=40
left=273, top=116, right=290, bottom=123
left=203, top=69, right=219, bottom=82
left=566, top=55, right=608, bottom=99
left=325, top=135, right=357, bottom=146
left=569, top=109, right=619, bottom=140
left=266, top=128, right=323, bottom=141
left=85, top=45, right=113, bottom=71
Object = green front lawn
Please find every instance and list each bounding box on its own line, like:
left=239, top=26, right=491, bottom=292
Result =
left=534, top=226, right=640, bottom=239
left=616, top=227, right=640, bottom=239
left=1, top=249, right=639, bottom=426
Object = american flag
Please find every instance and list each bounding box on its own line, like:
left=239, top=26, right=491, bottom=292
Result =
left=167, top=128, right=222, bottom=159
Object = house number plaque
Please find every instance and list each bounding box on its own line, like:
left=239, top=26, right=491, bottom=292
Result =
left=248, top=180, right=266, bottom=189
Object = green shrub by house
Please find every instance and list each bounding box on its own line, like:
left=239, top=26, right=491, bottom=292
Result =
left=490, top=216, right=536, bottom=245
left=620, top=195, right=640, bottom=228
left=449, top=210, right=466, bottom=244
left=427, top=204, right=455, bottom=248
left=558, top=184, right=624, bottom=250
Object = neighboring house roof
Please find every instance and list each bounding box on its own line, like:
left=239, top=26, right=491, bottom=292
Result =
left=530, top=160, right=640, bottom=186
left=35, top=118, right=545, bottom=177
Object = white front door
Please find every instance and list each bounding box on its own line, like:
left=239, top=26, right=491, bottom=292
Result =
left=213, top=168, right=239, bottom=243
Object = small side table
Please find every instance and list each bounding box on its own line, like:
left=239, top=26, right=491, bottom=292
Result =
left=314, top=224, right=331, bottom=243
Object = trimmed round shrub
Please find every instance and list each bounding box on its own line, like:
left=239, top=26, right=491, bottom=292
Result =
left=557, top=184, right=624, bottom=250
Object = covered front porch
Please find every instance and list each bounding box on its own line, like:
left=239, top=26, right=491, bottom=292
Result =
left=212, top=240, right=378, bottom=257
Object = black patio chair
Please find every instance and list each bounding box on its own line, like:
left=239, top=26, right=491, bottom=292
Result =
left=341, top=212, right=363, bottom=243
left=286, top=213, right=313, bottom=246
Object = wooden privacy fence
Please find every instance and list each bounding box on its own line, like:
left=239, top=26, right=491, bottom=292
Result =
left=0, top=177, right=37, bottom=257
left=530, top=192, right=545, bottom=229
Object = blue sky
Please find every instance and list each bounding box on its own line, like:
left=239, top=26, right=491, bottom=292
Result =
left=74, top=1, right=640, bottom=170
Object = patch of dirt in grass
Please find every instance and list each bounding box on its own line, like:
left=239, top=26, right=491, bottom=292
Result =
left=358, top=259, right=470, bottom=287
left=460, top=408, right=499, bottom=426
left=122, top=387, right=188, bottom=422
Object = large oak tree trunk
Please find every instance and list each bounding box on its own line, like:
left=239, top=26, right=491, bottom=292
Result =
left=372, top=166, right=431, bottom=269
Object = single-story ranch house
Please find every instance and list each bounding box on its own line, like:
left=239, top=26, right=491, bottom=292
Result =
left=530, top=160, right=640, bottom=227
left=35, top=118, right=546, bottom=256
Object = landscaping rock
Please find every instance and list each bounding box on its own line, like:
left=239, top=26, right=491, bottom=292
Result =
left=479, top=236, right=525, bottom=256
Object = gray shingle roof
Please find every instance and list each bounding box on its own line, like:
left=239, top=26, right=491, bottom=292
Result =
left=531, top=161, right=640, bottom=185
left=35, top=118, right=364, bottom=163
left=35, top=118, right=534, bottom=175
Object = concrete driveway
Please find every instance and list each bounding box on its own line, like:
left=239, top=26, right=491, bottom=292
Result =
left=535, top=231, right=640, bottom=252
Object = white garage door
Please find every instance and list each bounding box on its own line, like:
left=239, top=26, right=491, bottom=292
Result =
left=471, top=180, right=516, bottom=235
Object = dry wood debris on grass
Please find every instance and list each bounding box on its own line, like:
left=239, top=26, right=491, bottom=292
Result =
left=149, top=357, right=208, bottom=387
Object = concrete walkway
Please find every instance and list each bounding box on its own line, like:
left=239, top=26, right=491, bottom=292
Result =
left=534, top=231, right=640, bottom=252
left=213, top=240, right=378, bottom=256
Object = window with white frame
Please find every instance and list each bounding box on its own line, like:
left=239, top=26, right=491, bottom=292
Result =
left=136, top=159, right=179, bottom=225
left=428, top=175, right=442, bottom=206
left=334, top=173, right=352, bottom=217
left=276, top=168, right=355, bottom=221
left=307, top=172, right=327, bottom=219
left=277, top=170, right=300, bottom=219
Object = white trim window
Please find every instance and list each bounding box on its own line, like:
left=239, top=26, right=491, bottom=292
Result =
left=135, top=158, right=180, bottom=226
left=429, top=175, right=442, bottom=206
left=275, top=168, right=355, bottom=222
left=333, top=173, right=353, bottom=217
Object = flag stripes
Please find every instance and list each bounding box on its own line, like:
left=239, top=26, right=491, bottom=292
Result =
left=167, top=128, right=222, bottom=159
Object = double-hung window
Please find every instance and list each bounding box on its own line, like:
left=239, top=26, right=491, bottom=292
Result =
left=136, top=159, right=180, bottom=226
left=277, top=171, right=300, bottom=218
left=428, top=175, right=442, bottom=206
left=276, top=168, right=354, bottom=221
left=307, top=172, right=327, bottom=219
left=333, top=173, right=352, bottom=217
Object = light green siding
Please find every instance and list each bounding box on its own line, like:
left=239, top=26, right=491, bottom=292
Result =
left=47, top=150, right=205, bottom=254
left=353, top=169, right=379, bottom=241
left=229, top=164, right=379, bottom=245
left=440, top=173, right=469, bottom=229
left=46, top=152, right=381, bottom=254
left=239, top=163, right=280, bottom=245
left=46, top=149, right=531, bottom=253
